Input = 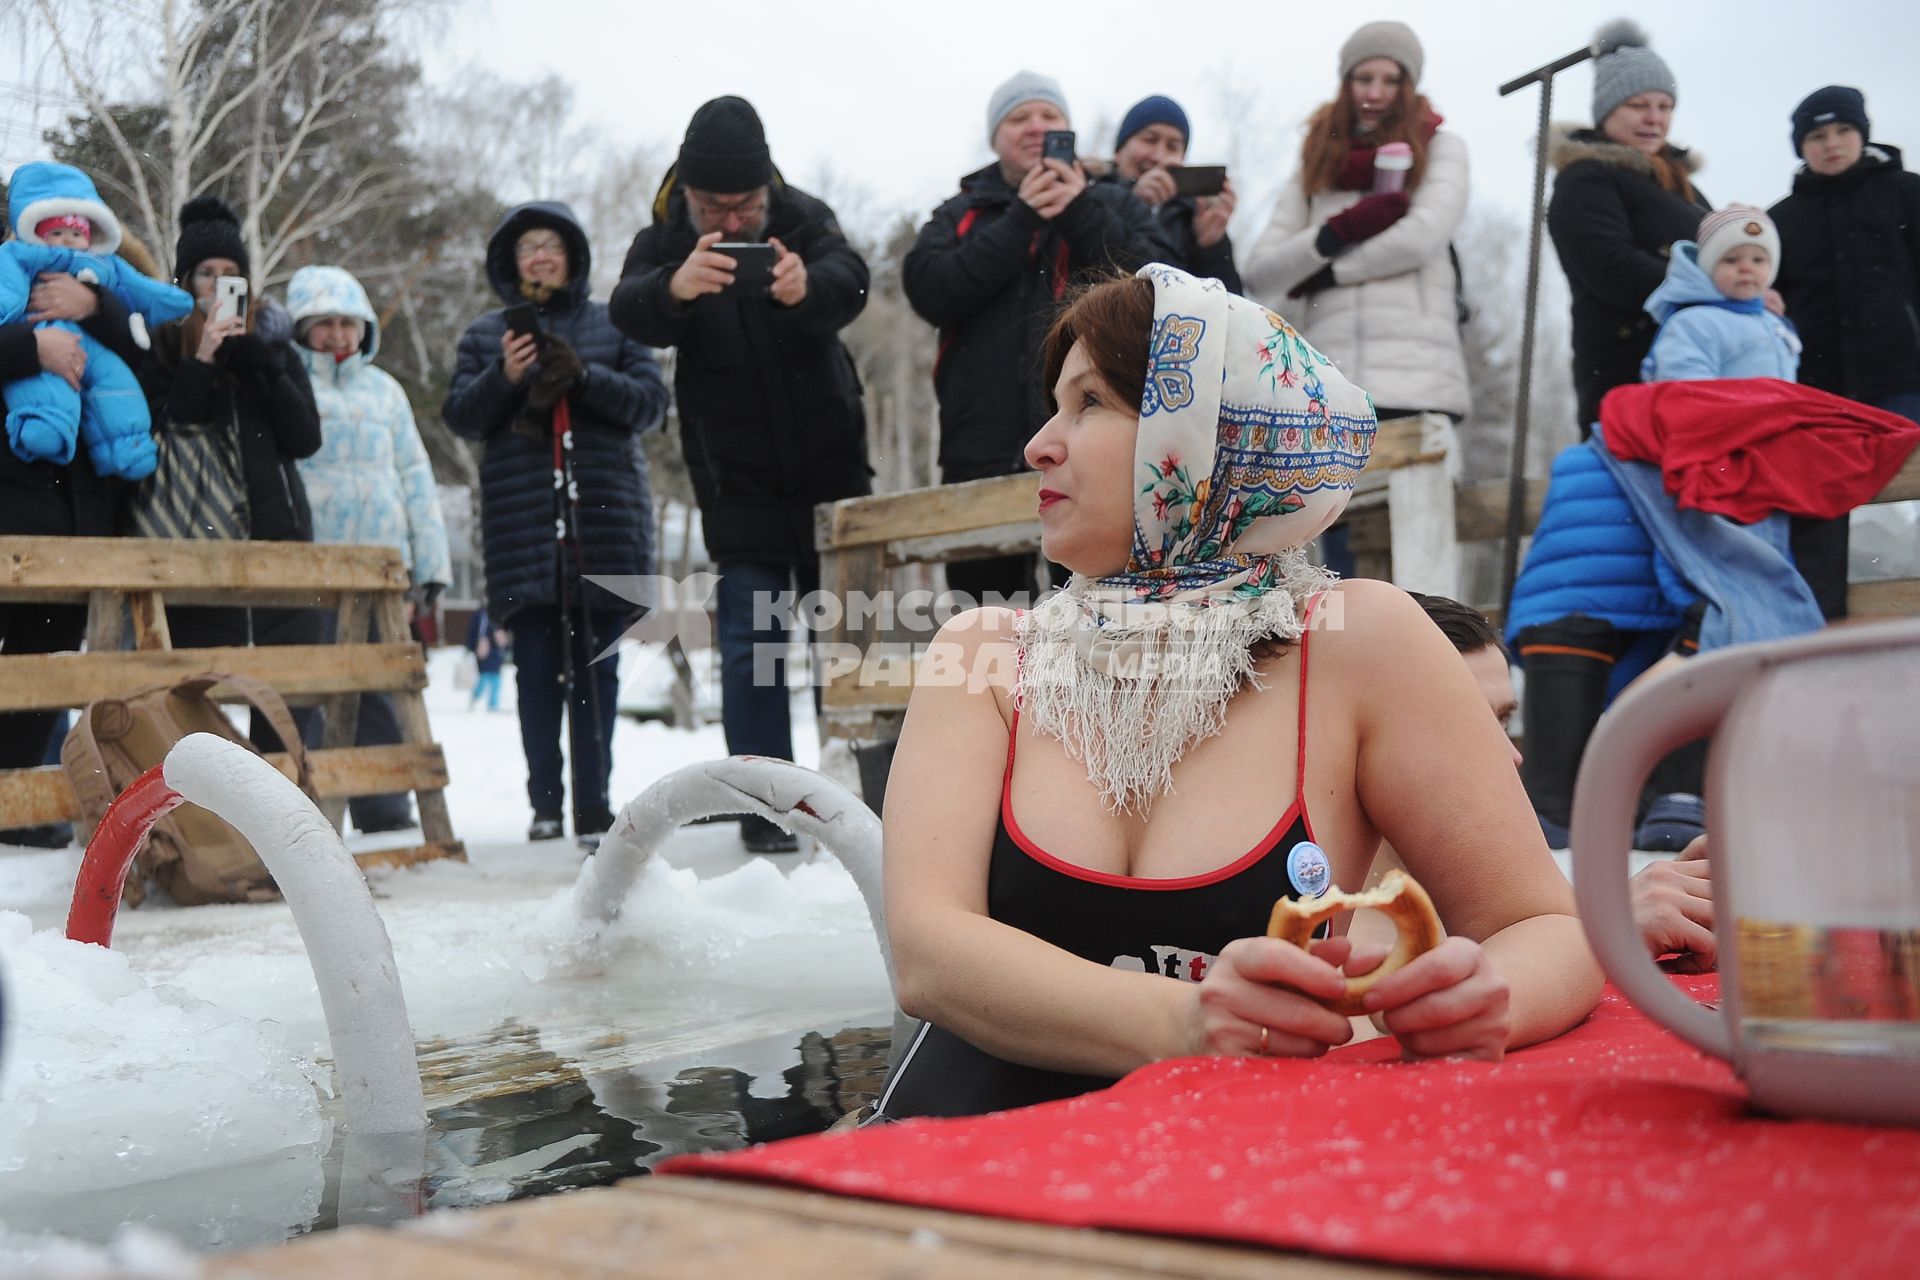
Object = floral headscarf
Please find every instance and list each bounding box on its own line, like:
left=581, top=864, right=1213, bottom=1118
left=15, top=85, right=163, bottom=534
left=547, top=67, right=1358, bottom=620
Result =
left=1015, top=263, right=1377, bottom=813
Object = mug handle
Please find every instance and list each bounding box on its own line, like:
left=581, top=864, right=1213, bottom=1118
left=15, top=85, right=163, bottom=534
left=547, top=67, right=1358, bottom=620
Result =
left=1569, top=645, right=1768, bottom=1060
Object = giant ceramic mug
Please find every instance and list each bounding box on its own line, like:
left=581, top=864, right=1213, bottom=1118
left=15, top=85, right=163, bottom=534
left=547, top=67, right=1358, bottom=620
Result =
left=1572, top=617, right=1920, bottom=1126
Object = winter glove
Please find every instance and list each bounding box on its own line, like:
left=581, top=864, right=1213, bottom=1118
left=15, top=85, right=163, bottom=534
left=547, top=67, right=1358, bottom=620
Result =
left=1287, top=264, right=1338, bottom=300
left=412, top=582, right=445, bottom=612
left=1321, top=192, right=1410, bottom=250
left=220, top=331, right=273, bottom=371
left=524, top=337, right=586, bottom=413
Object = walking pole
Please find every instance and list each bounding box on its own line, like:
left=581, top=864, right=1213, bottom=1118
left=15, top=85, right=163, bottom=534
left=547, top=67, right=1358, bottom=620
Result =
left=1496, top=20, right=1646, bottom=615
left=549, top=405, right=586, bottom=829
left=552, top=396, right=610, bottom=820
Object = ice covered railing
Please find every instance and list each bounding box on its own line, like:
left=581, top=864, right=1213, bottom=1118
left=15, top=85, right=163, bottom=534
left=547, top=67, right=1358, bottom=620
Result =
left=557, top=756, right=910, bottom=1048
left=63, top=733, right=427, bottom=1136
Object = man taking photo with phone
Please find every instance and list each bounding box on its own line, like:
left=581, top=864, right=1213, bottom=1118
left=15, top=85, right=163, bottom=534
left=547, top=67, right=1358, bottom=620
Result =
left=612, top=95, right=872, bottom=856
left=1104, top=95, right=1241, bottom=293
left=904, top=71, right=1168, bottom=603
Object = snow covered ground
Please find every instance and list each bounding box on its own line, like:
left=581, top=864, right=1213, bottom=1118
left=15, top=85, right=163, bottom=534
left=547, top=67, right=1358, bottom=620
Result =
left=0, top=645, right=892, bottom=1264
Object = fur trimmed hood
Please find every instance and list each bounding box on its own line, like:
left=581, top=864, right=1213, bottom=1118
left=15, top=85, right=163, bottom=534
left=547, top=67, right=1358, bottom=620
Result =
left=6, top=161, right=122, bottom=254
left=1549, top=123, right=1702, bottom=177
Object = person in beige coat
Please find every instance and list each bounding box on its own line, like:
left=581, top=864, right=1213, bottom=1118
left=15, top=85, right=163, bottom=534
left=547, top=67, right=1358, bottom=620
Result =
left=1243, top=21, right=1471, bottom=421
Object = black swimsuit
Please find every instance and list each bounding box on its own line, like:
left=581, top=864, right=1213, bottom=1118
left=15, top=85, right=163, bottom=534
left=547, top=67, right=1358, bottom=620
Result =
left=876, top=617, right=1330, bottom=1120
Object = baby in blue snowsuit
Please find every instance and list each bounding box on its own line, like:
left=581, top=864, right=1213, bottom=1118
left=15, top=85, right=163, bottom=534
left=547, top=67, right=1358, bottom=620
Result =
left=1642, top=203, right=1801, bottom=383
left=1, top=162, right=193, bottom=478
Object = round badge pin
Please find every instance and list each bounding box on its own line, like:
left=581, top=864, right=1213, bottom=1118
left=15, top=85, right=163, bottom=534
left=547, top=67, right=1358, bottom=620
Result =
left=1286, top=840, right=1331, bottom=898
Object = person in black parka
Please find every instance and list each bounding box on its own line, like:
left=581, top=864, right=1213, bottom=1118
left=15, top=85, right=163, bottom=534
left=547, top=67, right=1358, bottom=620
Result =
left=1546, top=29, right=1711, bottom=434
left=610, top=96, right=872, bottom=855
left=1772, top=87, right=1920, bottom=421
left=444, top=201, right=669, bottom=845
left=905, top=71, right=1170, bottom=602
left=0, top=192, right=146, bottom=848
left=1770, top=85, right=1920, bottom=619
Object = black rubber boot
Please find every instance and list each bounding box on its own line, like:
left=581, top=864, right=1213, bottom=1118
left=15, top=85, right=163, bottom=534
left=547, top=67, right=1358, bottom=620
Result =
left=1515, top=615, right=1622, bottom=839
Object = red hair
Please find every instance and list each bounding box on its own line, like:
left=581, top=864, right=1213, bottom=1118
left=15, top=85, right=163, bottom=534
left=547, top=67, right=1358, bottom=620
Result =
left=1298, top=81, right=1436, bottom=197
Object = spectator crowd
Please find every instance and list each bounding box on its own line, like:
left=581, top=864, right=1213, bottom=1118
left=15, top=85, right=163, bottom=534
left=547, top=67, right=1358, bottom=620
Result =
left=1, top=17, right=1915, bottom=870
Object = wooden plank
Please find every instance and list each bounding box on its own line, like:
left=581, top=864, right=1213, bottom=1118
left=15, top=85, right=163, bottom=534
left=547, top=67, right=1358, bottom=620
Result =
left=818, top=472, right=1039, bottom=551
left=353, top=840, right=465, bottom=872
left=0, top=643, right=426, bottom=713
left=821, top=673, right=916, bottom=712
left=886, top=520, right=1042, bottom=568
left=0, top=744, right=453, bottom=827
left=1852, top=578, right=1920, bottom=617
left=319, top=592, right=374, bottom=831
left=85, top=589, right=122, bottom=652
left=1356, top=415, right=1444, bottom=475
left=375, top=593, right=458, bottom=850
left=203, top=1229, right=571, bottom=1280
left=1881, top=450, right=1920, bottom=504
left=632, top=1178, right=1447, bottom=1278
left=129, top=590, right=171, bottom=650
left=0, top=536, right=408, bottom=600
left=1456, top=478, right=1547, bottom=545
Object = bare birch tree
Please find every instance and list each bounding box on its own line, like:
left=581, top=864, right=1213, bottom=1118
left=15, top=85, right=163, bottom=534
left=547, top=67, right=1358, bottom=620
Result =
left=22, top=0, right=441, bottom=279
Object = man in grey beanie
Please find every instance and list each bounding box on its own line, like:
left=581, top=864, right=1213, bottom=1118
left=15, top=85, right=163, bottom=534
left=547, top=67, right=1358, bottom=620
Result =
left=904, top=71, right=1167, bottom=603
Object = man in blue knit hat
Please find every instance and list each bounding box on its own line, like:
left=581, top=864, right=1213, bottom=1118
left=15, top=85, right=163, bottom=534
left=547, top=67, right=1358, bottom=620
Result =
left=1106, top=94, right=1240, bottom=293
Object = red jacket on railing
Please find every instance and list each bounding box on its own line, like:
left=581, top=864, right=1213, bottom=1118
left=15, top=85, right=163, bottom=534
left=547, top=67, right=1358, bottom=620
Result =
left=1599, top=378, right=1920, bottom=523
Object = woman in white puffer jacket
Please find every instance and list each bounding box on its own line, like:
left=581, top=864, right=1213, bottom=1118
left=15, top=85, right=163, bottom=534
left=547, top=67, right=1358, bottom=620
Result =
left=1243, top=20, right=1471, bottom=421
left=287, top=264, right=452, bottom=833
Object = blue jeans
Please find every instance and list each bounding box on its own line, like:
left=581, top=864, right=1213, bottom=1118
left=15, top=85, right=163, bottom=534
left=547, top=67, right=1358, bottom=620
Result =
left=510, top=604, right=625, bottom=818
left=471, top=669, right=502, bottom=710
left=716, top=560, right=818, bottom=761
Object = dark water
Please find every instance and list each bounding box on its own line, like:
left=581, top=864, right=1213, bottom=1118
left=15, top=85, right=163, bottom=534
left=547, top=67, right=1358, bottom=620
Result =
left=6, top=1018, right=891, bottom=1252
left=316, top=1019, right=892, bottom=1233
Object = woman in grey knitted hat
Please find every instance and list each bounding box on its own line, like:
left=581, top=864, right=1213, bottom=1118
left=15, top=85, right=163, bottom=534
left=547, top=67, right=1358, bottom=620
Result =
left=1545, top=21, right=1711, bottom=433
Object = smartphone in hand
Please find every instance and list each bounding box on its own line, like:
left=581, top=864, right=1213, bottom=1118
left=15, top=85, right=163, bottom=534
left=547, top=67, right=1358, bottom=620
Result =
left=503, top=302, right=544, bottom=347
left=1042, top=130, right=1077, bottom=168
left=714, top=243, right=777, bottom=296
left=212, top=275, right=249, bottom=327
left=1169, top=165, right=1228, bottom=198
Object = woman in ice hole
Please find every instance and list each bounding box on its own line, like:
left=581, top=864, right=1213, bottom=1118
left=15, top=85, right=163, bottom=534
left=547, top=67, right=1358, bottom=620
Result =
left=874, top=266, right=1601, bottom=1120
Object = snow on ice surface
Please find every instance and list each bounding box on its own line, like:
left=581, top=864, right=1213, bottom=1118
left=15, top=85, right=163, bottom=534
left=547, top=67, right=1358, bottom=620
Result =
left=0, top=645, right=890, bottom=1258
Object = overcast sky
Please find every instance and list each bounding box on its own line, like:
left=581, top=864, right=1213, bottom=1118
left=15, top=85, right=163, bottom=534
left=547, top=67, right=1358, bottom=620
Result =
left=424, top=0, right=1919, bottom=240
left=4, top=1, right=1914, bottom=244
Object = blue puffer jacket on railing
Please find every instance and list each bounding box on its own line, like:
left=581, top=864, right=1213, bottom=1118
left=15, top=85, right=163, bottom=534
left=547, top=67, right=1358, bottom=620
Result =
left=1505, top=439, right=1695, bottom=646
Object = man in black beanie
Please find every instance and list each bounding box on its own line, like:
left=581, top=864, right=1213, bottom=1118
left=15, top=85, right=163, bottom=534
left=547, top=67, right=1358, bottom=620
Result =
left=611, top=95, right=872, bottom=855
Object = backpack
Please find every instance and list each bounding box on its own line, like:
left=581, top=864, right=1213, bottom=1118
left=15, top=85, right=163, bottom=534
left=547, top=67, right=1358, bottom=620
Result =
left=61, top=673, right=316, bottom=907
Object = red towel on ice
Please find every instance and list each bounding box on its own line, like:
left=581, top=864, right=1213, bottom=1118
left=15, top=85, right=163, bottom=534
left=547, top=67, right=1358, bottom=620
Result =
left=664, top=978, right=1920, bottom=1280
left=1599, top=379, right=1920, bottom=522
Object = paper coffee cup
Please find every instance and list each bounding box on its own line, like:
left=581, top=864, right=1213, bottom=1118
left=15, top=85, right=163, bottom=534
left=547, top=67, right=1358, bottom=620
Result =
left=1373, top=142, right=1412, bottom=195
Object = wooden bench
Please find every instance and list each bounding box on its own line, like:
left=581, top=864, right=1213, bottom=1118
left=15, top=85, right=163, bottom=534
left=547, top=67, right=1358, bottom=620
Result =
left=0, top=536, right=463, bottom=871
left=814, top=416, right=1920, bottom=745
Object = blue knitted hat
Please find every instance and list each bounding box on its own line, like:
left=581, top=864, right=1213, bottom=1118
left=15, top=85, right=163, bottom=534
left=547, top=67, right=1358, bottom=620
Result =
left=1115, top=96, right=1190, bottom=151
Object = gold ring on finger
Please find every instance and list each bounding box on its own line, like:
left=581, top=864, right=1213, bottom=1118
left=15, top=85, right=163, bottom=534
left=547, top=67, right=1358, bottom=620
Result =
left=1259, top=1026, right=1270, bottom=1056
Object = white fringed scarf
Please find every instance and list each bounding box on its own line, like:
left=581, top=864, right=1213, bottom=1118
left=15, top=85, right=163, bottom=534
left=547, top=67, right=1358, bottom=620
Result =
left=1015, top=265, right=1377, bottom=813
